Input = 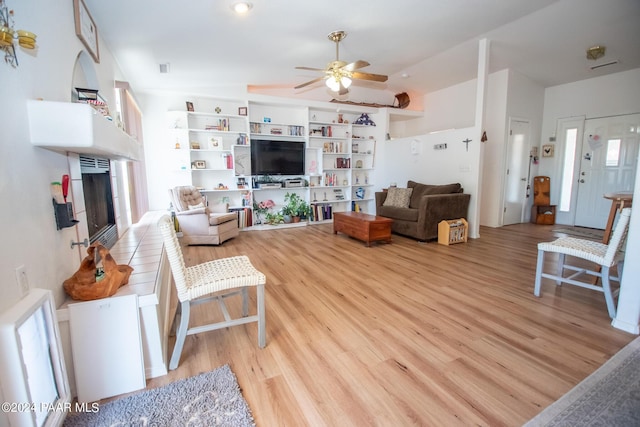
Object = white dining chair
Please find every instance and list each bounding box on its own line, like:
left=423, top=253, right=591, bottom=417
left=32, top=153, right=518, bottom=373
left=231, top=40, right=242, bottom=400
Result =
left=157, top=215, right=266, bottom=370
left=534, top=208, right=631, bottom=319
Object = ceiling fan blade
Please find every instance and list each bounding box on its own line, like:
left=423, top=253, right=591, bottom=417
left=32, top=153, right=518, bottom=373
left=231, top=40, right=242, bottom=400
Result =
left=294, top=76, right=326, bottom=89
left=295, top=66, right=327, bottom=72
left=342, top=60, right=370, bottom=71
left=351, top=71, right=388, bottom=82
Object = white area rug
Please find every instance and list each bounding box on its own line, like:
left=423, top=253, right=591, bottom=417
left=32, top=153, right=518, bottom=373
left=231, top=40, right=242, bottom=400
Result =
left=63, top=364, right=255, bottom=427
left=524, top=336, right=640, bottom=426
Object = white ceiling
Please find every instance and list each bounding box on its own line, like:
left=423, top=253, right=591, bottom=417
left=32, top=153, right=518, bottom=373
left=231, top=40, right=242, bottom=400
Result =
left=85, top=0, right=640, bottom=100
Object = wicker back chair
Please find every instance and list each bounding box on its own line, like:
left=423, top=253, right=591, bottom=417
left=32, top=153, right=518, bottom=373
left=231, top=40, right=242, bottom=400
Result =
left=157, top=215, right=266, bottom=370
left=534, top=208, right=631, bottom=318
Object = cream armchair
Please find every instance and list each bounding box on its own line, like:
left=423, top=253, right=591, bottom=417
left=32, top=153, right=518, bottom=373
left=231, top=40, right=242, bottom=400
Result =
left=169, top=186, right=239, bottom=245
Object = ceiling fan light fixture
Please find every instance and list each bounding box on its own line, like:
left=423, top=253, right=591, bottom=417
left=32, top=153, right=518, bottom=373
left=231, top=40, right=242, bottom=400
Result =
left=341, top=76, right=352, bottom=89
left=326, top=77, right=340, bottom=92
left=231, top=1, right=253, bottom=14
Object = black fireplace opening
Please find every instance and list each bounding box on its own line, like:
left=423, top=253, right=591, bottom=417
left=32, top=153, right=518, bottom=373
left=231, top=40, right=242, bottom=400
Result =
left=80, top=156, right=118, bottom=249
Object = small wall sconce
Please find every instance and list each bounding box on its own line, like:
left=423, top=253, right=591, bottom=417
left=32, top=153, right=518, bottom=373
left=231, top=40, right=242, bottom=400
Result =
left=0, top=0, right=37, bottom=67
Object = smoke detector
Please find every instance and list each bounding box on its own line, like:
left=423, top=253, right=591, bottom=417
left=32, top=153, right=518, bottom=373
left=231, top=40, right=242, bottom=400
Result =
left=586, top=45, right=606, bottom=61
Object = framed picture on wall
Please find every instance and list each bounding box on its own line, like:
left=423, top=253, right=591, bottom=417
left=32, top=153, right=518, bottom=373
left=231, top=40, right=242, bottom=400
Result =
left=542, top=144, right=554, bottom=157
left=73, top=0, right=100, bottom=63
left=238, top=107, right=248, bottom=116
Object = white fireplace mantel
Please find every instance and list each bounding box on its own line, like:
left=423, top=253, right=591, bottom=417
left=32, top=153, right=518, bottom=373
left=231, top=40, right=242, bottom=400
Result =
left=27, top=100, right=142, bottom=161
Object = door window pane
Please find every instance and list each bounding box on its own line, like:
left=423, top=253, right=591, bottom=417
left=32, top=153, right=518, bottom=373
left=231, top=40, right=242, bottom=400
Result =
left=559, top=128, right=578, bottom=212
left=606, top=139, right=621, bottom=167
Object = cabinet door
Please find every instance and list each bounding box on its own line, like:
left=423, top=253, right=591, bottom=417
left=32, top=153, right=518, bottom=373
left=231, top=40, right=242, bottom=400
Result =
left=68, top=294, right=145, bottom=402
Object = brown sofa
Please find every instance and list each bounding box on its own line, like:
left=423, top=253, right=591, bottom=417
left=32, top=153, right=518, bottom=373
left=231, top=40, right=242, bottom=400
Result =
left=375, top=181, right=471, bottom=241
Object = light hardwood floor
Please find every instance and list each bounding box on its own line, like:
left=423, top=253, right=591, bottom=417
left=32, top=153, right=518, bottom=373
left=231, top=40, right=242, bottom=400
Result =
left=146, top=222, right=634, bottom=427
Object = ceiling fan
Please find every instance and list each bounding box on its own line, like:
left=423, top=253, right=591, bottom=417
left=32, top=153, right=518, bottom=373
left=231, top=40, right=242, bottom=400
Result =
left=294, top=30, right=388, bottom=95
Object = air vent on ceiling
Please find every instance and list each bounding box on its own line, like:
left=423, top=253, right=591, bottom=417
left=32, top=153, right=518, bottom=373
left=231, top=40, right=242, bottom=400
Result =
left=80, top=155, right=110, bottom=174
left=590, top=60, right=619, bottom=71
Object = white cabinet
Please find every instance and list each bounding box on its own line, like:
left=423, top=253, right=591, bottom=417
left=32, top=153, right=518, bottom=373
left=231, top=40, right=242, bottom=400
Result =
left=68, top=294, right=145, bottom=403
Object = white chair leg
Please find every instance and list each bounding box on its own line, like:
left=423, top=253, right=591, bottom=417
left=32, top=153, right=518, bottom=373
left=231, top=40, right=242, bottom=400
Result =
left=601, top=266, right=617, bottom=319
left=257, top=283, right=266, bottom=348
left=556, top=253, right=565, bottom=286
left=170, top=301, right=191, bottom=370
left=242, top=287, right=249, bottom=317
left=534, top=249, right=544, bottom=297
left=170, top=301, right=182, bottom=337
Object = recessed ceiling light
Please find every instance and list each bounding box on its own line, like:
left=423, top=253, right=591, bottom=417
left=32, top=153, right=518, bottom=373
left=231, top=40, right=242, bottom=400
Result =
left=231, top=1, right=253, bottom=14
left=401, top=72, right=410, bottom=78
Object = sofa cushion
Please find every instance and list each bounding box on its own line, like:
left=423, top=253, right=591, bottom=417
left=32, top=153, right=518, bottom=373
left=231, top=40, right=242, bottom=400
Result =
left=378, top=206, right=419, bottom=222
left=407, top=181, right=462, bottom=208
left=383, top=187, right=413, bottom=208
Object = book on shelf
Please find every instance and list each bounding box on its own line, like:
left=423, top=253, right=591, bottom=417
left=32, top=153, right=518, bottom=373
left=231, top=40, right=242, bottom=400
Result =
left=310, top=202, right=332, bottom=221
left=229, top=207, right=253, bottom=228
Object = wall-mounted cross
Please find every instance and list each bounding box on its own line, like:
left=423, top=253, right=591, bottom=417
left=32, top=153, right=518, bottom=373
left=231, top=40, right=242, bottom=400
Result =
left=462, top=138, right=472, bottom=151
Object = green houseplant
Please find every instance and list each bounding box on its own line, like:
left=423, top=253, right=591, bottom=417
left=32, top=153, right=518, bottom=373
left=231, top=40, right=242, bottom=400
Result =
left=284, top=192, right=308, bottom=222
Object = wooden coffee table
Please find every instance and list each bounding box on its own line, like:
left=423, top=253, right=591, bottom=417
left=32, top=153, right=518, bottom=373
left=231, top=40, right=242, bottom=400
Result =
left=333, top=211, right=393, bottom=247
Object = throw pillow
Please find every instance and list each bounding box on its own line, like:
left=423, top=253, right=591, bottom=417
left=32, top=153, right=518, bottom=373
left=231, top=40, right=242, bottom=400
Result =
left=187, top=202, right=205, bottom=210
left=383, top=187, right=413, bottom=208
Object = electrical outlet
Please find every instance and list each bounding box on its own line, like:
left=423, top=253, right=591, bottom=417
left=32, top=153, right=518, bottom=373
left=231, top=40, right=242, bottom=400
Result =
left=15, top=265, right=29, bottom=297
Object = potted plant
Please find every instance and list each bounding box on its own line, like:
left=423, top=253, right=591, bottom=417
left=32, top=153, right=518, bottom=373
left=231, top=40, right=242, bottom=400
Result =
left=284, top=192, right=306, bottom=222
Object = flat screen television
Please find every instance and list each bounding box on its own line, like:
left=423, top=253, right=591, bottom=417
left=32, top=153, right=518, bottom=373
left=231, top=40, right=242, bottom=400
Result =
left=251, top=139, right=305, bottom=175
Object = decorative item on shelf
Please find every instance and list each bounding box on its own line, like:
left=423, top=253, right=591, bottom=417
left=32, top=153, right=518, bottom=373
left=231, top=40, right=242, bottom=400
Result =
left=354, top=113, right=375, bottom=126
left=237, top=177, right=247, bottom=189
left=215, top=183, right=228, bottom=190
left=236, top=133, right=248, bottom=145
left=193, top=160, right=206, bottom=169
left=190, top=142, right=200, bottom=149
left=174, top=140, right=181, bottom=149
left=238, top=106, right=247, bottom=116
left=355, top=187, right=365, bottom=199
left=208, top=137, right=221, bottom=149
left=75, top=87, right=99, bottom=101
left=253, top=199, right=275, bottom=225
left=185, top=101, right=194, bottom=112
left=355, top=159, right=363, bottom=168
left=0, top=0, right=37, bottom=67
left=73, top=0, right=99, bottom=63
left=63, top=243, right=133, bottom=301
left=393, top=92, right=410, bottom=109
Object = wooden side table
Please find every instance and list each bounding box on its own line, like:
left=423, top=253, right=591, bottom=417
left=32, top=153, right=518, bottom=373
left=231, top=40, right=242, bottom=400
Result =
left=602, top=192, right=633, bottom=244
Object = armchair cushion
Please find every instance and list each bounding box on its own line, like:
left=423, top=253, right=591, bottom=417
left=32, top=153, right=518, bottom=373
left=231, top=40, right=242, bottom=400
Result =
left=209, top=212, right=237, bottom=226
left=187, top=202, right=205, bottom=210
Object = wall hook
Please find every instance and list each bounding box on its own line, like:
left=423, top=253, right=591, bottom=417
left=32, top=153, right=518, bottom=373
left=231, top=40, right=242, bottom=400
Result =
left=71, top=238, right=89, bottom=249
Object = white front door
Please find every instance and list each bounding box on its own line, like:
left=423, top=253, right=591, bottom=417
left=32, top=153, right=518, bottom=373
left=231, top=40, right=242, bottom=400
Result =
left=503, top=119, right=531, bottom=225
left=574, top=114, right=640, bottom=228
